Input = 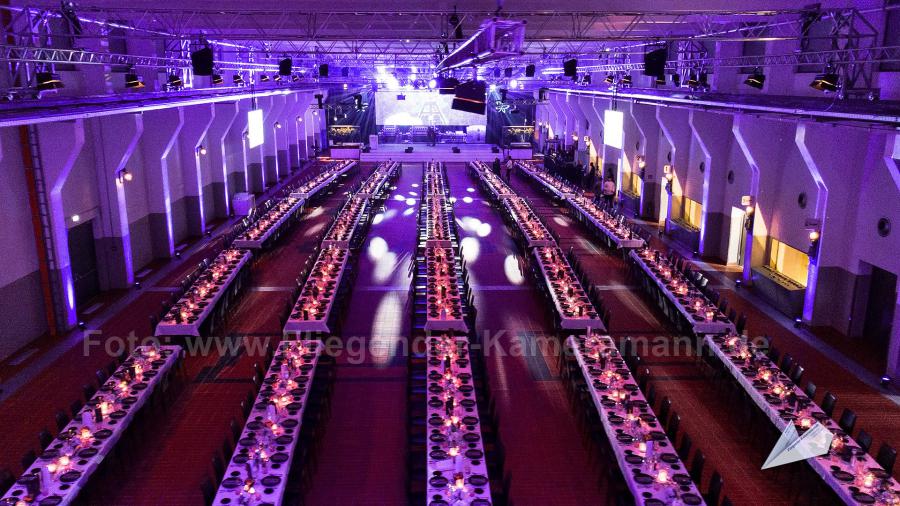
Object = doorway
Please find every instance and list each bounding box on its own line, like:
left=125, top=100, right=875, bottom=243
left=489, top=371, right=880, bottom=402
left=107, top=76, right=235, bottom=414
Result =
left=863, top=265, right=897, bottom=349
left=726, top=206, right=746, bottom=265
left=67, top=220, right=100, bottom=307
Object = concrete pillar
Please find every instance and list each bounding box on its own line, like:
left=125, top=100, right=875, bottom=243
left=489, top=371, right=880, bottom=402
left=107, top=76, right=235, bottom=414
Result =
left=890, top=295, right=900, bottom=381
left=178, top=104, right=215, bottom=236
left=263, top=94, right=288, bottom=185
left=548, top=93, right=568, bottom=146
left=90, top=114, right=143, bottom=289
left=139, top=108, right=184, bottom=258
left=630, top=103, right=662, bottom=220
left=656, top=107, right=692, bottom=234
left=690, top=111, right=734, bottom=260
left=36, top=120, right=86, bottom=326
left=247, top=96, right=275, bottom=192
left=208, top=101, right=241, bottom=218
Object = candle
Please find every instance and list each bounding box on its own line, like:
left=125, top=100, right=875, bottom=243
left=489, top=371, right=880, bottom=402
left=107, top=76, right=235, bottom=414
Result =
left=656, top=469, right=669, bottom=483
left=863, top=472, right=875, bottom=488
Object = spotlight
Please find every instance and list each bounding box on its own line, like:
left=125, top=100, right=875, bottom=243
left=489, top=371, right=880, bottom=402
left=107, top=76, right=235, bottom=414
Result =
left=620, top=75, right=632, bottom=86
left=744, top=68, right=765, bottom=89
left=124, top=72, right=144, bottom=89
left=273, top=74, right=282, bottom=82
left=175, top=251, right=181, bottom=259
left=134, top=281, right=142, bottom=289
left=654, top=75, right=666, bottom=85
left=291, top=74, right=300, bottom=82
left=809, top=230, right=820, bottom=241
left=428, top=79, right=437, bottom=89
left=71, top=214, right=80, bottom=222
left=166, top=73, right=183, bottom=90
left=810, top=70, right=839, bottom=92
left=210, top=73, right=224, bottom=85
left=35, top=71, right=64, bottom=91
left=604, top=74, right=614, bottom=84
left=686, top=72, right=699, bottom=88
left=233, top=74, right=245, bottom=85
left=735, top=279, right=742, bottom=288
left=116, top=168, right=133, bottom=184
left=77, top=321, right=86, bottom=330
left=260, top=74, right=270, bottom=82
left=509, top=79, right=518, bottom=88
left=881, top=375, right=892, bottom=387
left=197, top=145, right=207, bottom=156
left=275, top=122, right=282, bottom=129
left=489, top=83, right=497, bottom=92
left=342, top=83, right=348, bottom=90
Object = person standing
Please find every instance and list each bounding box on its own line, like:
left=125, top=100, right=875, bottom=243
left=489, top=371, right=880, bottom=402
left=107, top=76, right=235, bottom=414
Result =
left=505, top=156, right=514, bottom=182
left=492, top=157, right=502, bottom=175
left=602, top=177, right=616, bottom=208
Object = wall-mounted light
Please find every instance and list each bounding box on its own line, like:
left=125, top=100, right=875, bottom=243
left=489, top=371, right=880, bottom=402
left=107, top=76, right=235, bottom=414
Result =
left=71, top=214, right=80, bottom=223
left=744, top=205, right=754, bottom=215
left=808, top=229, right=821, bottom=260
left=116, top=168, right=133, bottom=184
left=636, top=155, right=646, bottom=169
left=296, top=116, right=303, bottom=123
left=275, top=122, right=282, bottom=129
left=196, top=145, right=207, bottom=156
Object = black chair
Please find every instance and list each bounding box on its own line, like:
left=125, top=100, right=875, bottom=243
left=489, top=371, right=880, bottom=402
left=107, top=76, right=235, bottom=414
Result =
left=667, top=413, right=681, bottom=443
left=820, top=392, right=837, bottom=418
left=837, top=408, right=857, bottom=434
left=876, top=443, right=896, bottom=474
left=658, top=397, right=672, bottom=427
left=735, top=313, right=748, bottom=335
left=211, top=454, right=225, bottom=481
left=82, top=383, right=97, bottom=402
left=55, top=410, right=70, bottom=432
left=780, top=354, right=794, bottom=375
left=200, top=476, right=215, bottom=506
left=789, top=364, right=805, bottom=385
left=705, top=471, right=724, bottom=506
left=70, top=399, right=84, bottom=419
left=721, top=494, right=733, bottom=506
left=690, top=451, right=706, bottom=483
left=95, top=369, right=108, bottom=386
left=857, top=429, right=873, bottom=454
left=0, top=468, right=13, bottom=495
left=38, top=429, right=53, bottom=449
left=678, top=434, right=693, bottom=461
left=21, top=450, right=36, bottom=471
left=803, top=381, right=817, bottom=400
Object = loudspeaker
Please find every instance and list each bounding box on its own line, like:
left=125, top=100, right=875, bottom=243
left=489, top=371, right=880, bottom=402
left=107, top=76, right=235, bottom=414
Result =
left=643, top=48, right=667, bottom=78
left=319, top=64, right=329, bottom=77
left=493, top=67, right=501, bottom=78
left=504, top=67, right=513, bottom=78
left=525, top=64, right=536, bottom=77
left=405, top=147, right=414, bottom=153
left=190, top=47, right=214, bottom=76
left=278, top=58, right=292, bottom=76
left=438, top=77, right=459, bottom=95
left=315, top=94, right=324, bottom=109
left=563, top=59, right=578, bottom=77
left=451, top=80, right=487, bottom=115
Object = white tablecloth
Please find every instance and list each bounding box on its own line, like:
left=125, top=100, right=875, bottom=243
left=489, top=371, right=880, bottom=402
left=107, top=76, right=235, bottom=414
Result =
left=290, top=161, right=356, bottom=199
left=357, top=161, right=399, bottom=198
left=568, top=197, right=645, bottom=250
left=213, top=340, right=323, bottom=506
left=155, top=250, right=252, bottom=337
left=471, top=161, right=514, bottom=200
left=423, top=246, right=469, bottom=334
left=516, top=161, right=577, bottom=200
left=705, top=334, right=900, bottom=505
left=425, top=335, right=492, bottom=505
left=503, top=197, right=555, bottom=248
left=2, top=346, right=182, bottom=506
left=568, top=336, right=706, bottom=505
left=533, top=247, right=606, bottom=332
left=629, top=250, right=734, bottom=336
left=233, top=197, right=305, bottom=249
left=283, top=248, right=349, bottom=334
left=321, top=196, right=368, bottom=249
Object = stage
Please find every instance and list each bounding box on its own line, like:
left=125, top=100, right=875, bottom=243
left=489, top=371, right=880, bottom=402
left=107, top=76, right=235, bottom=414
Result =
left=347, top=143, right=534, bottom=163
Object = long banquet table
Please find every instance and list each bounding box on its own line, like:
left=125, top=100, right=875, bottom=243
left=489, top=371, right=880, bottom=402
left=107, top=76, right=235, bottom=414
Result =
left=233, top=196, right=305, bottom=249
left=357, top=161, right=399, bottom=198
left=289, top=160, right=356, bottom=199
left=155, top=249, right=252, bottom=337
left=321, top=195, right=369, bottom=249
left=470, top=161, right=514, bottom=200
left=425, top=334, right=492, bottom=506
left=422, top=196, right=454, bottom=248
left=423, top=246, right=469, bottom=333
left=503, top=197, right=555, bottom=248
left=283, top=247, right=348, bottom=334
left=705, top=333, right=900, bottom=505
left=568, top=335, right=706, bottom=505
left=629, top=249, right=734, bottom=336
left=532, top=246, right=605, bottom=331
left=2, top=346, right=182, bottom=506
left=568, top=194, right=645, bottom=250
left=516, top=161, right=578, bottom=199
left=212, top=340, right=323, bottom=506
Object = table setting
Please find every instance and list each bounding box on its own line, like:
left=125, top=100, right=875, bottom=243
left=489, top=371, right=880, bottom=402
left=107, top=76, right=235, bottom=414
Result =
left=212, top=340, right=323, bottom=506
left=233, top=196, right=305, bottom=249
left=321, top=196, right=369, bottom=248
left=470, top=161, right=514, bottom=200
left=156, top=248, right=252, bottom=337
left=425, top=334, right=492, bottom=506
left=357, top=160, right=399, bottom=198
left=630, top=248, right=734, bottom=336
left=503, top=197, right=555, bottom=248
left=515, top=161, right=578, bottom=199
left=423, top=196, right=454, bottom=248
left=425, top=162, right=448, bottom=197
left=706, top=333, right=900, bottom=505
left=1, top=345, right=182, bottom=506
left=568, top=194, right=645, bottom=250
left=423, top=246, right=468, bottom=333
left=283, top=247, right=349, bottom=334
left=532, top=246, right=604, bottom=331
left=568, top=335, right=706, bottom=505
left=289, top=160, right=356, bottom=199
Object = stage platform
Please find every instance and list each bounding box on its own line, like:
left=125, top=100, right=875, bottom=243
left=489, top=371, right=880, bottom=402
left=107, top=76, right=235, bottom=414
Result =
left=352, top=143, right=533, bottom=163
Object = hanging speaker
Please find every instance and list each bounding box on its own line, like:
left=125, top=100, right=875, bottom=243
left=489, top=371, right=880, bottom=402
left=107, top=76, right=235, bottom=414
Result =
left=319, top=64, right=329, bottom=77
left=190, top=47, right=214, bottom=76
left=452, top=80, right=487, bottom=115
left=643, top=48, right=667, bottom=78
left=278, top=58, right=292, bottom=76
left=563, top=59, right=578, bottom=77
left=504, top=67, right=513, bottom=78
left=315, top=94, right=324, bottom=109
left=525, top=64, right=535, bottom=77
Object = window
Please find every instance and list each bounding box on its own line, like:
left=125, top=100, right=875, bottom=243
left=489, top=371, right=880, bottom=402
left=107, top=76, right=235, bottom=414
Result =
left=621, top=171, right=642, bottom=197
left=767, top=238, right=810, bottom=287
left=683, top=198, right=703, bottom=230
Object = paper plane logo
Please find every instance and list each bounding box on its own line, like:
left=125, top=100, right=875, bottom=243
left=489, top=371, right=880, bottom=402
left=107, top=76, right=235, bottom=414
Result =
left=762, top=422, right=833, bottom=469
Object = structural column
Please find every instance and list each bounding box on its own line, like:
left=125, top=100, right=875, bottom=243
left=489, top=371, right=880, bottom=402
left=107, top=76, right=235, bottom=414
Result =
left=178, top=104, right=215, bottom=236
left=140, top=108, right=184, bottom=258
left=208, top=101, right=241, bottom=218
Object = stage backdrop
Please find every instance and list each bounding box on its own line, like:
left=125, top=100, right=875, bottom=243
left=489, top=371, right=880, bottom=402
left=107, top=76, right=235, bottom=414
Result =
left=375, top=90, right=487, bottom=126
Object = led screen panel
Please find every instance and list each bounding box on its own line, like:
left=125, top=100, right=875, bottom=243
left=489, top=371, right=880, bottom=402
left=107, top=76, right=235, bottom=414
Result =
left=247, top=109, right=264, bottom=148
left=604, top=109, right=624, bottom=149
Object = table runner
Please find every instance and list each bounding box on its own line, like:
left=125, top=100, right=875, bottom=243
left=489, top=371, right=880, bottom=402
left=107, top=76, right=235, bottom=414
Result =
left=212, top=340, right=323, bottom=506
left=2, top=346, right=182, bottom=506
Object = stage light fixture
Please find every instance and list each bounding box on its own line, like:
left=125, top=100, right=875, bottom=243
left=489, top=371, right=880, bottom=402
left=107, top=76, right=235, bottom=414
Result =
left=124, top=72, right=144, bottom=89
left=291, top=74, right=300, bottom=82
left=275, top=122, right=282, bottom=129
left=36, top=71, right=64, bottom=91
left=116, top=168, right=133, bottom=184
left=743, top=69, right=765, bottom=90
left=620, top=75, right=632, bottom=86
left=509, top=79, right=518, bottom=88
left=166, top=73, right=183, bottom=90
left=686, top=72, right=699, bottom=88
left=604, top=74, right=614, bottom=84
left=260, top=74, right=270, bottom=82
left=810, top=68, right=839, bottom=92
left=672, top=73, right=681, bottom=87
left=71, top=214, right=80, bottom=223
left=211, top=73, right=223, bottom=85
left=233, top=74, right=245, bottom=85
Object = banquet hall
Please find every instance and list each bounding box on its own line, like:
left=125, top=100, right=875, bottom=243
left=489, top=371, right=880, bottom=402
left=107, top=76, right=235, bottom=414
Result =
left=0, top=1, right=898, bottom=505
